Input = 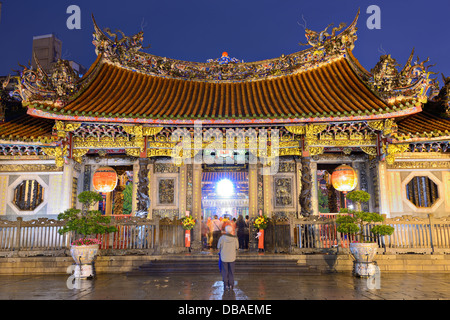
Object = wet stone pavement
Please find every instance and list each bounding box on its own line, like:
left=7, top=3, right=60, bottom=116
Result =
left=0, top=272, right=450, bottom=300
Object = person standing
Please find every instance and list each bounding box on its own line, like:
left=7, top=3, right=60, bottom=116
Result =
left=244, top=215, right=250, bottom=249
left=206, top=217, right=213, bottom=248
left=230, top=218, right=237, bottom=236
left=211, top=215, right=222, bottom=249
left=236, top=215, right=246, bottom=249
left=217, top=225, right=239, bottom=290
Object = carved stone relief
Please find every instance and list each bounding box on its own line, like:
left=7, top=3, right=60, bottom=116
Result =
left=274, top=177, right=293, bottom=207
left=158, top=178, right=175, bottom=205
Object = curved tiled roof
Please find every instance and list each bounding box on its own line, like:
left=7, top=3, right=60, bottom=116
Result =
left=67, top=56, right=390, bottom=118
left=394, top=111, right=450, bottom=140
left=27, top=54, right=422, bottom=125
left=0, top=114, right=55, bottom=142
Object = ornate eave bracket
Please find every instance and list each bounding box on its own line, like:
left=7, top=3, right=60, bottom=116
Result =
left=367, top=118, right=397, bottom=138
left=41, top=145, right=68, bottom=168
left=285, top=123, right=378, bottom=156
left=384, top=143, right=410, bottom=165
left=53, top=121, right=82, bottom=138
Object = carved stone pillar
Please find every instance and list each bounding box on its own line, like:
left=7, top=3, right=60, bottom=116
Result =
left=295, top=158, right=302, bottom=217
left=191, top=162, right=203, bottom=251
left=147, top=160, right=154, bottom=219
left=179, top=164, right=187, bottom=218
left=354, top=161, right=370, bottom=212
left=248, top=162, right=259, bottom=252
left=311, top=161, right=318, bottom=215
left=300, top=157, right=313, bottom=217
left=136, top=158, right=150, bottom=215
left=248, top=163, right=258, bottom=218
left=262, top=165, right=272, bottom=217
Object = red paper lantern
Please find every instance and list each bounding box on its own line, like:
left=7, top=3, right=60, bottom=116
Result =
left=331, top=164, right=358, bottom=192
left=93, top=166, right=118, bottom=193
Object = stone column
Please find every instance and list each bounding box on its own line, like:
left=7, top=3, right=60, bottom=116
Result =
left=295, top=158, right=302, bottom=216
left=248, top=162, right=259, bottom=251
left=191, top=162, right=203, bottom=251
left=136, top=158, right=150, bottom=216
left=147, top=160, right=154, bottom=219
left=377, top=161, right=390, bottom=217
left=61, top=158, right=75, bottom=211
left=132, top=160, right=139, bottom=214
left=310, top=161, right=318, bottom=216
left=89, top=164, right=100, bottom=211
left=179, top=164, right=187, bottom=218
left=248, top=163, right=258, bottom=218
left=299, top=157, right=313, bottom=217
left=354, top=161, right=371, bottom=212
left=262, top=165, right=272, bottom=217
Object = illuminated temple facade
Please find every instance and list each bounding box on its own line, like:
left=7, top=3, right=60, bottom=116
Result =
left=1, top=11, right=449, bottom=224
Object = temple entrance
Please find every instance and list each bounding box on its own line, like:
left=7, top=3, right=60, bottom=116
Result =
left=201, top=163, right=249, bottom=219
left=316, top=164, right=347, bottom=214
left=201, top=163, right=250, bottom=249
left=98, top=165, right=134, bottom=216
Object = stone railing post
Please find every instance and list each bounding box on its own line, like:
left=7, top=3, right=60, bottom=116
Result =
left=289, top=215, right=295, bottom=253
left=381, top=214, right=387, bottom=253
left=153, top=215, right=160, bottom=254
left=14, top=217, right=23, bottom=255
left=428, top=214, right=435, bottom=254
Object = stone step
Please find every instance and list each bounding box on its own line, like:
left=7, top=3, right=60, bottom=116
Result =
left=129, top=255, right=322, bottom=275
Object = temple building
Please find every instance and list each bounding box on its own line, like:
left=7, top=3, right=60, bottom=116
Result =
left=0, top=10, right=449, bottom=230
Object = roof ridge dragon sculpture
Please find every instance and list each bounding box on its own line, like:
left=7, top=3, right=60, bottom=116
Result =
left=90, top=11, right=360, bottom=82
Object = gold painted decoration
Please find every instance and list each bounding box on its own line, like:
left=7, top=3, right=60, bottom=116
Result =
left=72, top=149, right=89, bottom=163
left=308, top=146, right=325, bottom=156
left=143, top=127, right=164, bottom=136
left=360, top=146, right=377, bottom=156
left=305, top=124, right=328, bottom=139
left=385, top=143, right=410, bottom=165
left=125, top=148, right=141, bottom=157
left=285, top=126, right=306, bottom=135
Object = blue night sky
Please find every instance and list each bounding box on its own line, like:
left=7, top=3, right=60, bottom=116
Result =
left=1, top=0, right=449, bottom=83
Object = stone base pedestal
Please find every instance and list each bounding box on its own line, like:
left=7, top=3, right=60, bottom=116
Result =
left=72, top=263, right=95, bottom=279
left=353, top=261, right=377, bottom=277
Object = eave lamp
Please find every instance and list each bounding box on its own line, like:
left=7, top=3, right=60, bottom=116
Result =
left=93, top=166, right=118, bottom=193
left=331, top=164, right=357, bottom=208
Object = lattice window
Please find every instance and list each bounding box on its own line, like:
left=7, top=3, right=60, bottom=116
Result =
left=406, top=176, right=439, bottom=208
left=13, top=180, right=44, bottom=211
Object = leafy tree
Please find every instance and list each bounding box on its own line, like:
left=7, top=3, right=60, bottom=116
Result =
left=336, top=191, right=394, bottom=242
left=58, top=191, right=117, bottom=241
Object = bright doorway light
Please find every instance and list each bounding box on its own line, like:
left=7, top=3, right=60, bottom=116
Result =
left=216, top=179, right=234, bottom=198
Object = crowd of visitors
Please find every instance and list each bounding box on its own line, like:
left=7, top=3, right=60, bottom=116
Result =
left=201, top=214, right=249, bottom=250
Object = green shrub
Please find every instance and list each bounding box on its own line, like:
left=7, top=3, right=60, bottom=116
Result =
left=57, top=191, right=117, bottom=240
left=336, top=191, right=394, bottom=242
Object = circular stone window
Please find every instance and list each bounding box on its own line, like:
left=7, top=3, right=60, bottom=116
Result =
left=406, top=176, right=439, bottom=208
left=13, top=180, right=45, bottom=211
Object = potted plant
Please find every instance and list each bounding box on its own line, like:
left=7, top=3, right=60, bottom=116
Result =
left=57, top=191, right=117, bottom=278
left=336, top=190, right=394, bottom=277
left=181, top=215, right=196, bottom=249
left=253, top=215, right=269, bottom=252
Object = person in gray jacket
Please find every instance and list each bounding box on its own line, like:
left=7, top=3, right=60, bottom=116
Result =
left=217, top=225, right=239, bottom=290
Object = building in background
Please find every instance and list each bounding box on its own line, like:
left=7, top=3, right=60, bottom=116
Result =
left=31, top=34, right=62, bottom=74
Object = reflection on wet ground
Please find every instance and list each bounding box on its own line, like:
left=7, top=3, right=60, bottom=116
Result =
left=1, top=272, right=450, bottom=300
